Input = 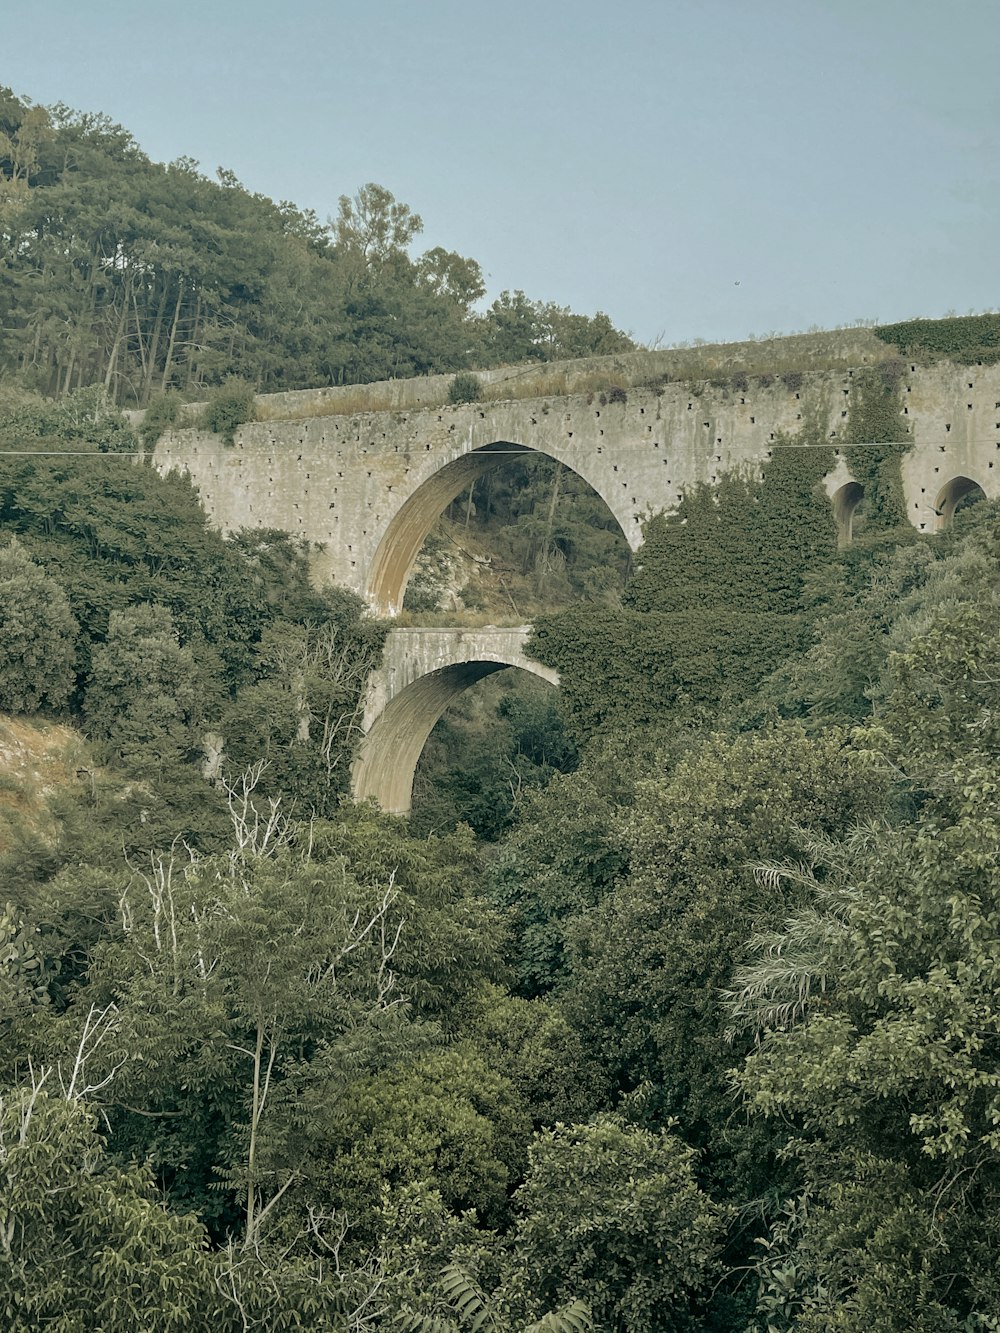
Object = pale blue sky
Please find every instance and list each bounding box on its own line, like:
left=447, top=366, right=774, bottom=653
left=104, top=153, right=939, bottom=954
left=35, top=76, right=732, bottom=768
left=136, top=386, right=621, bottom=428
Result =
left=6, top=0, right=998, bottom=346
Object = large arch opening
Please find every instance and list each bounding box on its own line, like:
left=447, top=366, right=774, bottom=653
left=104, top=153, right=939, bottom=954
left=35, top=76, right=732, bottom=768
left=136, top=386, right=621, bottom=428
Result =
left=832, top=481, right=865, bottom=548
left=934, top=475, right=987, bottom=531
left=409, top=670, right=576, bottom=839
left=366, top=442, right=632, bottom=616
left=353, top=658, right=559, bottom=817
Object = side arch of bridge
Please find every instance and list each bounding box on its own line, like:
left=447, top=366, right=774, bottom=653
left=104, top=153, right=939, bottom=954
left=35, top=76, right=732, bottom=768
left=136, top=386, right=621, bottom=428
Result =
left=932, top=473, right=989, bottom=530
left=352, top=626, right=559, bottom=815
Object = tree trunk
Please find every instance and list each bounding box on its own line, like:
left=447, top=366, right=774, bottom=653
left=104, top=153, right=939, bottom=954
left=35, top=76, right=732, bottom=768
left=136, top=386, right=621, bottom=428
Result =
left=142, top=278, right=169, bottom=403
left=540, top=463, right=563, bottom=578
left=103, top=288, right=129, bottom=393
left=132, top=283, right=148, bottom=384
left=160, top=281, right=184, bottom=393
left=184, top=293, right=202, bottom=390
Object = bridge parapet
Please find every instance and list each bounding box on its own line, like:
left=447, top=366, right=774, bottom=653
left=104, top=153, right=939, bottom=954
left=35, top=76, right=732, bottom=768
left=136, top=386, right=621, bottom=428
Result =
left=353, top=626, right=558, bottom=815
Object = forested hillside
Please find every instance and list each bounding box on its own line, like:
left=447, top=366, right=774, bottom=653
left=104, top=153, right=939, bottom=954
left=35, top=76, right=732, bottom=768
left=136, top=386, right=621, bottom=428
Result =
left=2, top=85, right=1000, bottom=1333
left=0, top=87, right=633, bottom=403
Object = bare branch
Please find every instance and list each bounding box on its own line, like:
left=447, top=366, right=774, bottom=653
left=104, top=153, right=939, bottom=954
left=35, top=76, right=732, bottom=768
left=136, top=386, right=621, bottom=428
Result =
left=58, top=1003, right=125, bottom=1101
left=221, top=761, right=293, bottom=865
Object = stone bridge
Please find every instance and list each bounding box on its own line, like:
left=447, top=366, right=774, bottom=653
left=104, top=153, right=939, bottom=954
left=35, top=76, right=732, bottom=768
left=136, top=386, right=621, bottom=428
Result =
left=352, top=626, right=558, bottom=814
left=154, top=336, right=1000, bottom=616
left=150, top=331, right=1000, bottom=812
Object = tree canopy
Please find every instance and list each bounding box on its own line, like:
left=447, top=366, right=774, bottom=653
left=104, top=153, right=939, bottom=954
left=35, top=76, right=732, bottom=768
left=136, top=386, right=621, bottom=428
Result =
left=0, top=88, right=633, bottom=405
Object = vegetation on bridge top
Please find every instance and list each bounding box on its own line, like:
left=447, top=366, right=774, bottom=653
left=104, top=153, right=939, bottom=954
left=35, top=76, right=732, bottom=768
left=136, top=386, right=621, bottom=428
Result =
left=162, top=311, right=1000, bottom=438
left=163, top=326, right=895, bottom=438
left=160, top=311, right=997, bottom=439
left=873, top=311, right=1000, bottom=363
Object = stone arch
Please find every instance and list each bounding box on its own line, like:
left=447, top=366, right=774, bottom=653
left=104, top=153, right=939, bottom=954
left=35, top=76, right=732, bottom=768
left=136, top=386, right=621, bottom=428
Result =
left=365, top=440, right=632, bottom=616
left=353, top=661, right=515, bottom=815
left=933, top=475, right=987, bottom=531
left=832, top=480, right=865, bottom=548
left=352, top=627, right=559, bottom=815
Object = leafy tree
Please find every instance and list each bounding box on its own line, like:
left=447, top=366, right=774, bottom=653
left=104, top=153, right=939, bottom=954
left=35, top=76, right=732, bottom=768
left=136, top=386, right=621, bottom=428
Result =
left=729, top=573, right=1000, bottom=1329
left=482, top=290, right=549, bottom=365
left=0, top=391, right=272, bottom=701
left=537, top=303, right=635, bottom=359
left=309, top=802, right=502, bottom=1021
left=486, top=753, right=632, bottom=995
left=731, top=816, right=1000, bottom=1328
left=0, top=900, right=50, bottom=1006
left=399, top=1260, right=594, bottom=1333
left=222, top=596, right=386, bottom=810
left=515, top=1116, right=726, bottom=1332
left=83, top=830, right=420, bottom=1244
left=0, top=537, right=77, bottom=712
left=335, top=182, right=423, bottom=269
left=479, top=292, right=636, bottom=366
left=312, top=1045, right=526, bottom=1238
left=751, top=539, right=935, bottom=726
left=417, top=246, right=486, bottom=309
left=410, top=674, right=578, bottom=841
left=561, top=726, right=887, bottom=1175
left=463, top=984, right=609, bottom=1129
left=0, top=1086, right=223, bottom=1330
left=84, top=603, right=200, bottom=768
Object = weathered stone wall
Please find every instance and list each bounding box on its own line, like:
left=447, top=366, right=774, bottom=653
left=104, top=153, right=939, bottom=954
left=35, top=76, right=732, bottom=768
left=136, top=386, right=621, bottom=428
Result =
left=153, top=357, right=1000, bottom=613
left=899, top=360, right=1000, bottom=528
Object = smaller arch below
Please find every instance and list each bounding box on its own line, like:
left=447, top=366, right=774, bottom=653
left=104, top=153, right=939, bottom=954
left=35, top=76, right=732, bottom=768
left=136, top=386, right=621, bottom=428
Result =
left=832, top=480, right=865, bottom=548
left=352, top=627, right=559, bottom=815
left=933, top=475, right=987, bottom=531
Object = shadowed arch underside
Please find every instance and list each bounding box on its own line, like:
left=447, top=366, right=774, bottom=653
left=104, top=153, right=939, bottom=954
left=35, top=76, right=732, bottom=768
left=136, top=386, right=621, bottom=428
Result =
left=354, top=661, right=538, bottom=815
left=832, top=480, right=865, bottom=548
left=934, top=475, right=987, bottom=530
left=367, top=442, right=530, bottom=616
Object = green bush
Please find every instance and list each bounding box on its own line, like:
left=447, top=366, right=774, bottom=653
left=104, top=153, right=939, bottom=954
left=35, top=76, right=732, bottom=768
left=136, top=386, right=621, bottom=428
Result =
left=0, top=539, right=78, bottom=714
left=200, top=380, right=257, bottom=443
left=448, top=372, right=482, bottom=405
left=139, top=391, right=180, bottom=450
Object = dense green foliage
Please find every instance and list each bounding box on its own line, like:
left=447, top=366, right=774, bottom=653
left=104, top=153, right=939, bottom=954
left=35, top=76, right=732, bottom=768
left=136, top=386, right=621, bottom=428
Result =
left=0, top=389, right=385, bottom=837
left=841, top=361, right=912, bottom=529
left=2, top=82, right=999, bottom=1333
left=411, top=674, right=578, bottom=840
left=448, top=372, right=483, bottom=405
left=0, top=538, right=77, bottom=712
left=875, top=312, right=1000, bottom=364
left=530, top=415, right=837, bottom=734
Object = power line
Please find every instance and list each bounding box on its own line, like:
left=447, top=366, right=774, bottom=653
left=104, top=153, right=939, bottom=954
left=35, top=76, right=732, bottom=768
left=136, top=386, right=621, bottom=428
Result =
left=0, top=450, right=142, bottom=457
